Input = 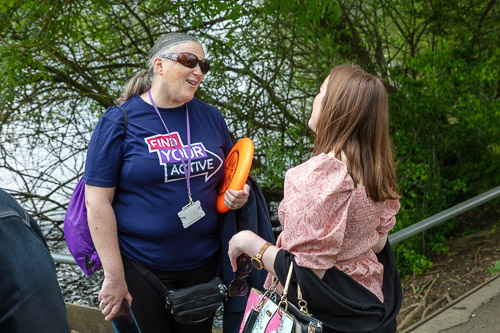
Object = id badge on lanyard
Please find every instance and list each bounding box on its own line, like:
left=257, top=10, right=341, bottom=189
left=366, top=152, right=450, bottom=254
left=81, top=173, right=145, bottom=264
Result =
left=178, top=199, right=205, bottom=228
left=149, top=90, right=206, bottom=228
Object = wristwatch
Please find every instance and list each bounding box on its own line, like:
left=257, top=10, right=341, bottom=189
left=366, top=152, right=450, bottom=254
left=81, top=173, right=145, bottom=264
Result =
left=251, top=242, right=272, bottom=270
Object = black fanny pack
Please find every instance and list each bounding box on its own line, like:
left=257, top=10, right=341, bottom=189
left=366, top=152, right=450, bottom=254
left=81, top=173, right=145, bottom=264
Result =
left=130, top=259, right=227, bottom=325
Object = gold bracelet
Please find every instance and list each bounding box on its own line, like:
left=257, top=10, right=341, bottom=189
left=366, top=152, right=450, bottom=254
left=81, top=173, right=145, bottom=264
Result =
left=251, top=242, right=272, bottom=270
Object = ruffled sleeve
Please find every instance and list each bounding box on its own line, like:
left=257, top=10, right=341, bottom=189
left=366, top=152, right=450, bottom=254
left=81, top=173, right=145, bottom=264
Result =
left=279, top=154, right=355, bottom=270
left=377, top=199, right=400, bottom=235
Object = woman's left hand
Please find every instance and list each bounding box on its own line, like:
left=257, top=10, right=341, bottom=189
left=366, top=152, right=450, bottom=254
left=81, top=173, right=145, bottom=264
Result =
left=224, top=184, right=250, bottom=210
left=229, top=230, right=278, bottom=276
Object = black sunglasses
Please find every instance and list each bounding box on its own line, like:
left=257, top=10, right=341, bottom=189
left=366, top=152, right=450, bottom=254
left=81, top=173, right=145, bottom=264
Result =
left=228, top=254, right=252, bottom=297
left=159, top=52, right=210, bottom=74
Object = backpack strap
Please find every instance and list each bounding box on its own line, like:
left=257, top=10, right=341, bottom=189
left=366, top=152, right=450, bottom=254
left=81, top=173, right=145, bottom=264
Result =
left=111, top=105, right=128, bottom=197
left=117, top=105, right=128, bottom=138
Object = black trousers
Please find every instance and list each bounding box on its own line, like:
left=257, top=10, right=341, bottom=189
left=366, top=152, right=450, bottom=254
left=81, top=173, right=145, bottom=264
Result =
left=123, top=255, right=218, bottom=333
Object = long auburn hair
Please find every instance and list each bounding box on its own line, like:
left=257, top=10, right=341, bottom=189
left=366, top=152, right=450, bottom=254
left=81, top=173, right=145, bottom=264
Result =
left=313, top=65, right=399, bottom=202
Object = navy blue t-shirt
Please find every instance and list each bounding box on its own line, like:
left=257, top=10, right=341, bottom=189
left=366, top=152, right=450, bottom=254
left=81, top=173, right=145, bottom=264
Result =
left=84, top=95, right=232, bottom=270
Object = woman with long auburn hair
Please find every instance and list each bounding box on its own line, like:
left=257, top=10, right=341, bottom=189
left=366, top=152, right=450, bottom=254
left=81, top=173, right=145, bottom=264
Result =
left=311, top=64, right=398, bottom=202
left=229, top=64, right=402, bottom=332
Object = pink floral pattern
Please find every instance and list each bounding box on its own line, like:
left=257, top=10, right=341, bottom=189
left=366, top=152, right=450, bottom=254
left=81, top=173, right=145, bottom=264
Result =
left=277, top=153, right=400, bottom=302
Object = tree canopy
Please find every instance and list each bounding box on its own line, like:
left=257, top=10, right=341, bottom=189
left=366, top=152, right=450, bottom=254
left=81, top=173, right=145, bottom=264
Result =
left=1, top=0, right=498, bottom=274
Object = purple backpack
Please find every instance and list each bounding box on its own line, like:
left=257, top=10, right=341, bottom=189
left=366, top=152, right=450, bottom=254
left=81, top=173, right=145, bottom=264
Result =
left=64, top=106, right=127, bottom=275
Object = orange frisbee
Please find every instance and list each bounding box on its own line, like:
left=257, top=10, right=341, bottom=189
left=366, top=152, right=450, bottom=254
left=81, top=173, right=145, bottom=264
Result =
left=216, top=138, right=254, bottom=213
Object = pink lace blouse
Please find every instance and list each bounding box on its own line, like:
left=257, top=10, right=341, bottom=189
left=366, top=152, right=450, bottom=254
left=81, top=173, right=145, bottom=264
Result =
left=276, top=153, right=400, bottom=302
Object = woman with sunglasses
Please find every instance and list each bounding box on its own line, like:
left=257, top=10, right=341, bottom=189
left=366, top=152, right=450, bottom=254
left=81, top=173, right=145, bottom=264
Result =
left=228, top=65, right=402, bottom=332
left=84, top=32, right=249, bottom=333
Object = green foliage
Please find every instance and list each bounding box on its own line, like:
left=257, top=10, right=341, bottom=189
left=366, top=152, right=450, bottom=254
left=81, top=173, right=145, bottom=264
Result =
left=382, top=0, right=500, bottom=275
left=0, top=0, right=498, bottom=274
left=394, top=241, right=433, bottom=276
left=488, top=261, right=500, bottom=275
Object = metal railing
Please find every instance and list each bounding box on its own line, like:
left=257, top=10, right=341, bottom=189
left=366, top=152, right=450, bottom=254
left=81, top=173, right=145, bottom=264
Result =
left=389, top=185, right=500, bottom=245
left=51, top=186, right=500, bottom=265
left=52, top=253, right=77, bottom=265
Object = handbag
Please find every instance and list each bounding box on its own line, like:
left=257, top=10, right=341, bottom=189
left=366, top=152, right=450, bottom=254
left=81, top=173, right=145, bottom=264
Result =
left=129, top=259, right=228, bottom=325
left=64, top=105, right=128, bottom=276
left=240, top=262, right=323, bottom=333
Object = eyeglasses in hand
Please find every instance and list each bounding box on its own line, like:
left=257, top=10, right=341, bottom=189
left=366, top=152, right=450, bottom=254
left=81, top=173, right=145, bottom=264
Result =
left=228, top=254, right=252, bottom=297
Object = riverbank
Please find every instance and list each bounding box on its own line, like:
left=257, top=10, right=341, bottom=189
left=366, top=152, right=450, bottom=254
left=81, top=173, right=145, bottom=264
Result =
left=396, top=206, right=500, bottom=331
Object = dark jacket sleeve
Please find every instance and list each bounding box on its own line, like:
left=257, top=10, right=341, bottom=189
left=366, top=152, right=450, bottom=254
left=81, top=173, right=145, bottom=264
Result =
left=273, top=241, right=402, bottom=333
left=0, top=189, right=70, bottom=333
left=219, top=176, right=276, bottom=312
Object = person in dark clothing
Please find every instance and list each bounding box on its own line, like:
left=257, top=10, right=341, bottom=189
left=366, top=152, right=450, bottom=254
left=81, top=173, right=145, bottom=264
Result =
left=0, top=188, right=70, bottom=333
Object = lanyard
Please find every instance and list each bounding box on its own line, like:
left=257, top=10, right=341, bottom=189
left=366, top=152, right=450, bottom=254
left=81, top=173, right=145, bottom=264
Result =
left=148, top=90, right=193, bottom=203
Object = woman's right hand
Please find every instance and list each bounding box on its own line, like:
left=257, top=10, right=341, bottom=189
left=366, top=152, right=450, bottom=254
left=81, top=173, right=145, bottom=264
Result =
left=98, top=274, right=132, bottom=321
left=85, top=184, right=131, bottom=321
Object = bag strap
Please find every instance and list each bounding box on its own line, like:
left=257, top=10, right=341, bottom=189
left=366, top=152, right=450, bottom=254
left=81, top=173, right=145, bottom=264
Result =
left=117, top=105, right=128, bottom=138
left=290, top=262, right=312, bottom=316
left=282, top=262, right=294, bottom=297
left=128, top=258, right=171, bottom=298
left=274, top=261, right=312, bottom=316
left=112, top=105, right=128, bottom=191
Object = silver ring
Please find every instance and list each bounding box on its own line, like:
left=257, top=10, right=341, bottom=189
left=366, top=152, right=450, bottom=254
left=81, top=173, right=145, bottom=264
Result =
left=99, top=300, right=105, bottom=308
